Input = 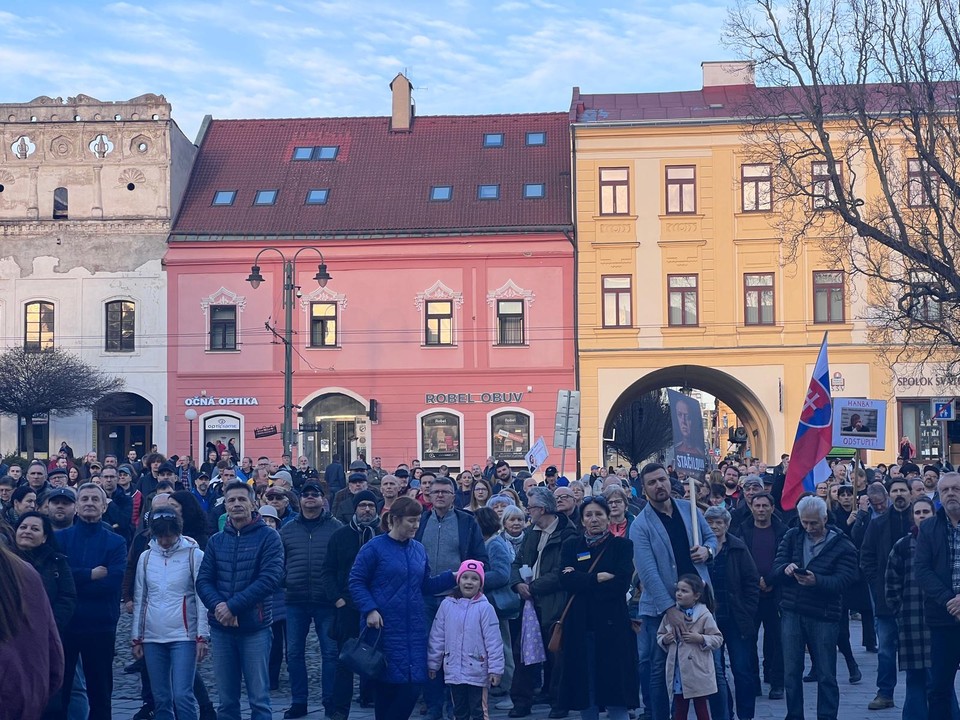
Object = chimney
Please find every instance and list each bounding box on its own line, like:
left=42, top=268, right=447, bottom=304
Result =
left=701, top=61, right=755, bottom=88
left=390, top=73, right=413, bottom=132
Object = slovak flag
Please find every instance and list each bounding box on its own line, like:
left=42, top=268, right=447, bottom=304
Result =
left=782, top=334, right=833, bottom=510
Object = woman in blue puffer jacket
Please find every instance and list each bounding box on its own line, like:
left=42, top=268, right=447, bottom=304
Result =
left=349, top=496, right=456, bottom=720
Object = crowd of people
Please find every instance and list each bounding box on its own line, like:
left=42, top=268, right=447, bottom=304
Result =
left=2, top=444, right=960, bottom=720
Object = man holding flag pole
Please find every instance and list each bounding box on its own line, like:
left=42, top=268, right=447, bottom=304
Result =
left=781, top=334, right=835, bottom=512
left=772, top=333, right=859, bottom=720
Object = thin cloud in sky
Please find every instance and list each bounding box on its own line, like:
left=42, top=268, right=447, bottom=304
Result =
left=0, top=0, right=731, bottom=138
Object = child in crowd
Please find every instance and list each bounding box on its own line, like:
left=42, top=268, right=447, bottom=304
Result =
left=428, top=560, right=504, bottom=720
left=657, top=574, right=723, bottom=720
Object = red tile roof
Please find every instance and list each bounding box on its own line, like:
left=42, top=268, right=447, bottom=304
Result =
left=172, top=113, right=572, bottom=238
left=571, top=82, right=960, bottom=123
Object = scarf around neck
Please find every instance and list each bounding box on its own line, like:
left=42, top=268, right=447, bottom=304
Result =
left=584, top=529, right=611, bottom=547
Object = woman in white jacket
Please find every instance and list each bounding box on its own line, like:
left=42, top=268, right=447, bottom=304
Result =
left=131, top=508, right=209, bottom=720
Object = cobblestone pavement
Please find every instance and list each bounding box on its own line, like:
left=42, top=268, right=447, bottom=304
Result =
left=108, top=614, right=952, bottom=719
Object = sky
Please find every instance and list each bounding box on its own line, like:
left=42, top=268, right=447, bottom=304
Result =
left=1, top=0, right=731, bottom=140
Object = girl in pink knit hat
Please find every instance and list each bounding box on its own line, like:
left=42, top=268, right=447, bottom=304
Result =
left=428, top=559, right=505, bottom=720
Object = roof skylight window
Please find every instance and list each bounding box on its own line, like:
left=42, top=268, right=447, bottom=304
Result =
left=526, top=132, right=546, bottom=146
left=316, top=146, right=339, bottom=160
left=292, top=147, right=314, bottom=160
left=254, top=189, right=278, bottom=205
left=306, top=189, right=330, bottom=205
left=524, top=183, right=545, bottom=199
left=483, top=133, right=504, bottom=148
left=478, top=184, right=500, bottom=200
left=430, top=186, right=453, bottom=201
left=212, top=190, right=236, bottom=206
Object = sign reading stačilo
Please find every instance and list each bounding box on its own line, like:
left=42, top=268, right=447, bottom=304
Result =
left=831, top=398, right=887, bottom=450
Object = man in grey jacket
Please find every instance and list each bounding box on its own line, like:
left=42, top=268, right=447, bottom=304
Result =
left=629, top=463, right=725, bottom=720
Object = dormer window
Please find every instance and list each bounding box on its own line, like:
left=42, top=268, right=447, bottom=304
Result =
left=254, top=190, right=278, bottom=206
left=430, top=186, right=453, bottom=201
left=212, top=190, right=236, bottom=206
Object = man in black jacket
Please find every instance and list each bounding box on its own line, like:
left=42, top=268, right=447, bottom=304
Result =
left=321, top=490, right=381, bottom=720
left=859, top=477, right=912, bottom=710
left=733, top=491, right=788, bottom=699
left=772, top=496, right=858, bottom=720
left=915, top=472, right=960, bottom=718
left=280, top=480, right=342, bottom=719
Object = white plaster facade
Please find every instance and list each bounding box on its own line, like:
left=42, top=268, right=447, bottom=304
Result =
left=0, top=94, right=196, bottom=457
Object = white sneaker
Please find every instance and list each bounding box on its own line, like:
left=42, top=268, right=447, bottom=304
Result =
left=495, top=699, right=514, bottom=711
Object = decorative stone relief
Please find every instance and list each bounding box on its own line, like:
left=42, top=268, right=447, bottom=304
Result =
left=414, top=280, right=463, bottom=310
left=11, top=136, right=36, bottom=159
left=49, top=135, right=73, bottom=158
left=300, top=285, right=347, bottom=310
left=0, top=169, right=15, bottom=186
left=486, top=279, right=535, bottom=307
left=88, top=133, right=114, bottom=159
left=117, top=168, right=147, bottom=188
left=200, top=287, right=247, bottom=316
left=130, top=134, right=150, bottom=154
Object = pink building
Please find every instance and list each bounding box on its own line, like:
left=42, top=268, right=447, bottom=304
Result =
left=166, top=77, right=575, bottom=473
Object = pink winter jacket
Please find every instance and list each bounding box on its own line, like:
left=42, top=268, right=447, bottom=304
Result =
left=427, top=593, right=505, bottom=687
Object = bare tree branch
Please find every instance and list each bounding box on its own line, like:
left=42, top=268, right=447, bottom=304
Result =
left=606, top=391, right=674, bottom=467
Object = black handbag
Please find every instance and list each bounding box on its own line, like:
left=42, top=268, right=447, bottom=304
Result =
left=338, top=627, right=386, bottom=679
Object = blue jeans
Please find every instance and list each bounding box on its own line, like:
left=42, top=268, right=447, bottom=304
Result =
left=718, top=621, right=757, bottom=720
left=781, top=611, right=839, bottom=720
left=640, top=613, right=727, bottom=720
left=210, top=626, right=272, bottom=720
left=68, top=661, right=89, bottom=720
left=874, top=614, right=898, bottom=699
left=637, top=620, right=651, bottom=714
left=286, top=604, right=339, bottom=708
left=144, top=641, right=198, bottom=720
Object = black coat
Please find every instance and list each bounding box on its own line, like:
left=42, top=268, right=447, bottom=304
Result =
left=860, top=507, right=912, bottom=616
left=772, top=525, right=858, bottom=622
left=280, top=511, right=342, bottom=605
left=733, top=516, right=788, bottom=586
left=558, top=534, right=639, bottom=711
left=914, top=507, right=960, bottom=627
left=712, top=534, right=760, bottom=638
left=510, top=514, right=579, bottom=627
left=23, top=544, right=76, bottom=635
left=320, top=520, right=380, bottom=642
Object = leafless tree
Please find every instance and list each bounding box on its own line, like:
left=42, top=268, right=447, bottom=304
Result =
left=725, top=0, right=960, bottom=371
left=606, top=391, right=674, bottom=467
left=0, top=348, right=124, bottom=458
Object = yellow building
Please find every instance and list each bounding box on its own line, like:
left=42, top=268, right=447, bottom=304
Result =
left=572, top=61, right=951, bottom=468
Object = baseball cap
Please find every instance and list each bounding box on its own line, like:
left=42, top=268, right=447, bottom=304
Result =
left=258, top=505, right=280, bottom=521
left=301, top=481, right=324, bottom=496
left=269, top=470, right=293, bottom=484
left=44, top=487, right=77, bottom=504
left=742, top=476, right=764, bottom=489
left=544, top=465, right=558, bottom=477
left=88, top=461, right=103, bottom=470
left=158, top=461, right=177, bottom=474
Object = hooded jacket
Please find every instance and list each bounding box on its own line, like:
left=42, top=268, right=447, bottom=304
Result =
left=656, top=602, right=724, bottom=699
left=427, top=593, right=504, bottom=687
left=132, top=535, right=210, bottom=643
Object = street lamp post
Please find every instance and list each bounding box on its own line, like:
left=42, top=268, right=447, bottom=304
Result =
left=184, top=408, right=198, bottom=462
left=246, top=247, right=331, bottom=456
